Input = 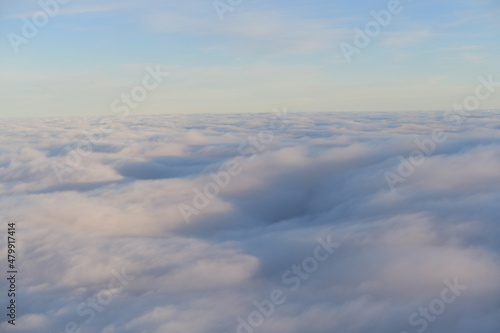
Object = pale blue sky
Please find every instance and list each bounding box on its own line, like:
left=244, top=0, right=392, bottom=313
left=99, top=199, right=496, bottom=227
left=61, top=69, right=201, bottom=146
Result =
left=1, top=0, right=499, bottom=117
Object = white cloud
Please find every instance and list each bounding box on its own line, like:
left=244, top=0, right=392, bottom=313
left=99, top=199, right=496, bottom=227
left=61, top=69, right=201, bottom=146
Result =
left=1, top=111, right=500, bottom=332
left=382, top=29, right=434, bottom=47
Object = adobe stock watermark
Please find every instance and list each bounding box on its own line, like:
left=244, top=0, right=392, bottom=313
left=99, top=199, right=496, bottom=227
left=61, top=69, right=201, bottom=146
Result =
left=235, top=233, right=340, bottom=333
left=401, top=278, right=467, bottom=333
left=213, top=0, right=244, bottom=21
left=385, top=74, right=500, bottom=190
left=339, top=0, right=408, bottom=63
left=7, top=0, right=72, bottom=54
left=59, top=268, right=135, bottom=333
left=443, top=75, right=500, bottom=126
left=178, top=107, right=289, bottom=224
left=50, top=65, right=169, bottom=182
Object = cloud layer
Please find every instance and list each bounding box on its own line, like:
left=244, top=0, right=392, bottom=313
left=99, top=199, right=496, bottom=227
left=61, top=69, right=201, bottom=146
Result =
left=1, top=111, right=500, bottom=333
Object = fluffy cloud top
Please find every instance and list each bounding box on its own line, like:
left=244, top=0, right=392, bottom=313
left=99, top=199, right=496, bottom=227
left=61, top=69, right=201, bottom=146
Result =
left=1, top=111, right=500, bottom=333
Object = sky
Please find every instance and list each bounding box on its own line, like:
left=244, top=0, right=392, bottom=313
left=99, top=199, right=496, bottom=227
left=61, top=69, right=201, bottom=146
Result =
left=0, top=0, right=500, bottom=117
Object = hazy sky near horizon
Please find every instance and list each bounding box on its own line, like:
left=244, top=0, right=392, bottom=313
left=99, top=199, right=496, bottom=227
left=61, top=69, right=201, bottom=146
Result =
left=1, top=0, right=500, bottom=117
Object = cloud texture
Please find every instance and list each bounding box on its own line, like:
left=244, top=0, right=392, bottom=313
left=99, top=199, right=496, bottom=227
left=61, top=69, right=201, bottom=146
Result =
left=1, top=111, right=500, bottom=333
